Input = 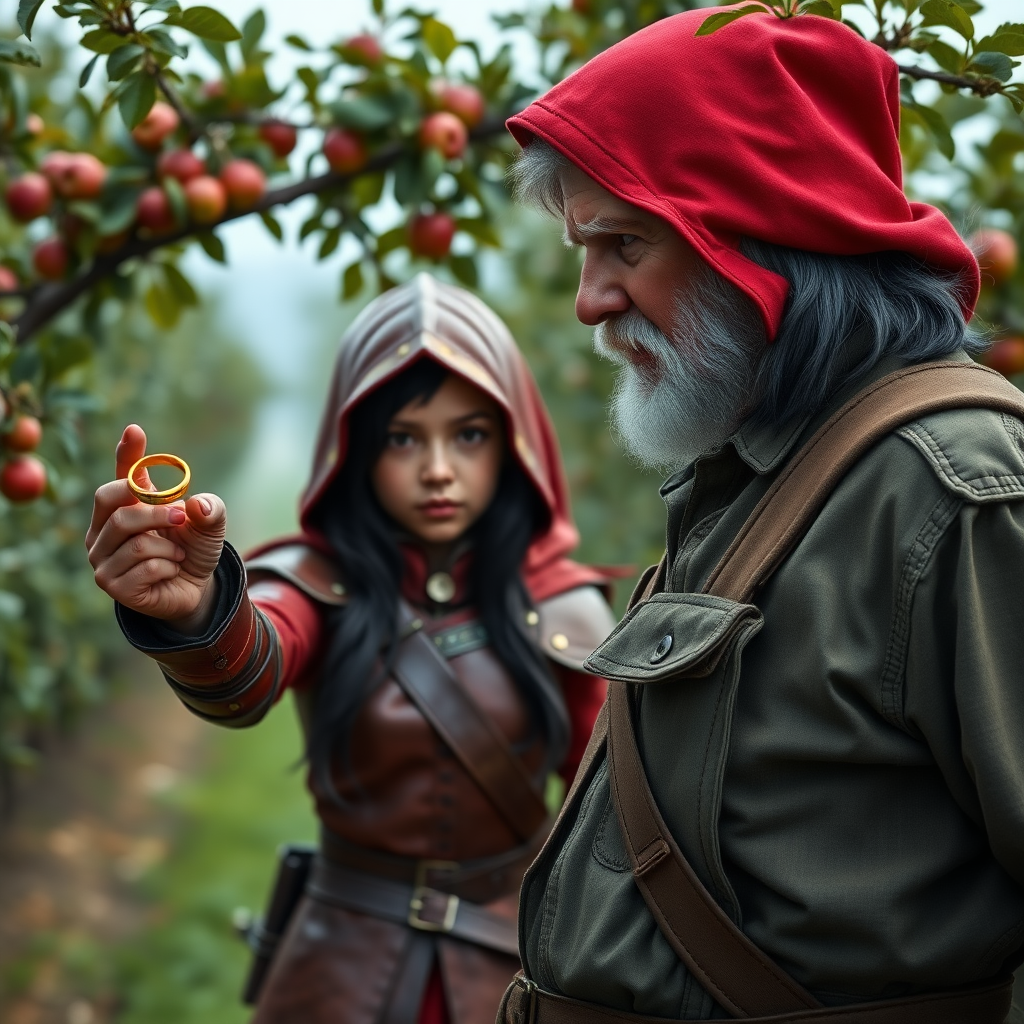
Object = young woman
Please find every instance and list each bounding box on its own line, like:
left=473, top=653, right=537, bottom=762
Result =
left=85, top=274, right=615, bottom=1024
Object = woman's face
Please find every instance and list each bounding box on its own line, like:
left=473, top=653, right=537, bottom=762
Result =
left=371, top=372, right=504, bottom=552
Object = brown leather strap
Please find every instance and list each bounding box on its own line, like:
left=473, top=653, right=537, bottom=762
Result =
left=703, top=361, right=1024, bottom=603
left=307, top=855, right=520, bottom=957
left=380, top=930, right=436, bottom=1024
left=602, top=363, right=1024, bottom=1019
left=497, top=971, right=1014, bottom=1024
left=391, top=600, right=550, bottom=844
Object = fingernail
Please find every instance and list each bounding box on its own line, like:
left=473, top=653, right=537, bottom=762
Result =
left=198, top=497, right=212, bottom=516
left=168, top=508, right=186, bottom=525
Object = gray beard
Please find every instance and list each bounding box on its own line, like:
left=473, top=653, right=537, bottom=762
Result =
left=593, top=290, right=760, bottom=472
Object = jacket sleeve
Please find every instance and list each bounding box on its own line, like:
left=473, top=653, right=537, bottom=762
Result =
left=116, top=541, right=323, bottom=728
left=904, top=498, right=1024, bottom=888
left=553, top=662, right=607, bottom=787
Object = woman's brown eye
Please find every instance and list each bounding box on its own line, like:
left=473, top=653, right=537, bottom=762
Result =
left=386, top=432, right=413, bottom=448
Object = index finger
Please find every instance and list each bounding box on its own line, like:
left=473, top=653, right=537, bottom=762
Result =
left=116, top=424, right=149, bottom=484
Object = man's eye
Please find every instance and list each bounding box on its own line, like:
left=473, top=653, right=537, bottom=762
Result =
left=619, top=234, right=640, bottom=247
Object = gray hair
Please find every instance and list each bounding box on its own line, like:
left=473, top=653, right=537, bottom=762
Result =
left=511, top=139, right=985, bottom=432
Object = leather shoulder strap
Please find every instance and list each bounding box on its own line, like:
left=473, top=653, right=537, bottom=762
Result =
left=606, top=362, right=1024, bottom=1017
left=390, top=600, right=550, bottom=844
left=245, top=544, right=347, bottom=606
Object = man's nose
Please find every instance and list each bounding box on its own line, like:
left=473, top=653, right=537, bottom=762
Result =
left=422, top=439, right=455, bottom=483
left=575, top=250, right=631, bottom=326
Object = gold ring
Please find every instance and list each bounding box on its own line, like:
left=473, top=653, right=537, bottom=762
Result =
left=127, top=454, right=191, bottom=505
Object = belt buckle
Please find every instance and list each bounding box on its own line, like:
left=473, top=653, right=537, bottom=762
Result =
left=408, top=859, right=460, bottom=933
left=512, top=974, right=539, bottom=1024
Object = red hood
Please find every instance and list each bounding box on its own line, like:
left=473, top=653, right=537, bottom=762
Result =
left=506, top=7, right=979, bottom=340
left=287, top=272, right=603, bottom=603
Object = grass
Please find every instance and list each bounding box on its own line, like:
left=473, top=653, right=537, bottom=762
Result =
left=113, top=699, right=316, bottom=1024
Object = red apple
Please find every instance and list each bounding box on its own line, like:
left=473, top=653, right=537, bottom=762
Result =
left=339, top=34, right=384, bottom=65
left=260, top=120, right=298, bottom=158
left=408, top=211, right=456, bottom=260
left=323, top=128, right=368, bottom=174
left=418, top=112, right=468, bottom=159
left=131, top=102, right=180, bottom=151
left=136, top=186, right=177, bottom=235
left=432, top=81, right=485, bottom=128
left=982, top=337, right=1024, bottom=377
left=33, top=237, right=69, bottom=280
left=219, top=159, right=266, bottom=210
left=201, top=79, right=225, bottom=100
left=184, top=175, right=228, bottom=224
left=157, top=148, right=206, bottom=184
left=0, top=266, right=17, bottom=292
left=970, top=228, right=1018, bottom=286
left=46, top=152, right=107, bottom=200
left=1, top=455, right=47, bottom=502
left=40, top=151, right=73, bottom=187
left=571, top=0, right=590, bottom=12
left=3, top=415, right=42, bottom=453
left=5, top=172, right=52, bottom=222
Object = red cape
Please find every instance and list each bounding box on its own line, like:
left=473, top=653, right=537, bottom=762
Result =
left=507, top=6, right=979, bottom=341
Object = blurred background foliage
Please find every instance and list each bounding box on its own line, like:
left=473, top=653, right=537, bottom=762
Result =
left=0, top=0, right=1022, bottom=1019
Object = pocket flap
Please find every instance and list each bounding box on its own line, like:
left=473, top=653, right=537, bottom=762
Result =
left=584, top=592, right=762, bottom=683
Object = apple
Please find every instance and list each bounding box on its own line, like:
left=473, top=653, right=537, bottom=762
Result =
left=260, top=120, right=298, bottom=158
left=33, top=237, right=69, bottom=280
left=571, top=0, right=590, bottom=12
left=1, top=455, right=47, bottom=502
left=432, top=81, right=485, bottom=128
left=45, top=153, right=107, bottom=200
left=40, top=151, right=73, bottom=187
left=419, top=112, right=468, bottom=159
left=5, top=172, right=52, bottom=222
left=3, top=415, right=42, bottom=453
left=202, top=79, right=225, bottom=100
left=157, top=148, right=206, bottom=184
left=339, top=34, right=384, bottom=65
left=131, top=102, right=180, bottom=151
left=185, top=175, right=228, bottom=224
left=219, top=159, right=266, bottom=210
left=970, top=228, right=1018, bottom=286
left=323, top=128, right=368, bottom=174
left=0, top=266, right=18, bottom=292
left=408, top=211, right=456, bottom=260
left=982, top=337, right=1024, bottom=377
left=136, top=186, right=177, bottom=235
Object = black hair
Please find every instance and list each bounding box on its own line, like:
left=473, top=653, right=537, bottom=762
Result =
left=306, top=357, right=569, bottom=801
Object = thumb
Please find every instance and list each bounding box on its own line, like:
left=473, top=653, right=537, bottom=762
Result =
left=183, top=492, right=227, bottom=536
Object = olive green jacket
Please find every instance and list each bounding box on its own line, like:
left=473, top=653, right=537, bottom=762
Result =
left=519, top=355, right=1024, bottom=1019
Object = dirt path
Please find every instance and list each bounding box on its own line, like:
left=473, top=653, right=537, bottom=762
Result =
left=0, top=663, right=206, bottom=1024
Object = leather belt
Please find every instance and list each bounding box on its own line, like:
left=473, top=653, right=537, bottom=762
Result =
left=497, top=973, right=1016, bottom=1024
left=306, top=855, right=519, bottom=958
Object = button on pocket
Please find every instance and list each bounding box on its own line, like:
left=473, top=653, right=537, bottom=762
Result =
left=651, top=634, right=673, bottom=663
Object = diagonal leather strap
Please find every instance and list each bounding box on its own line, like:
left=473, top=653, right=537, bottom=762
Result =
left=391, top=600, right=550, bottom=844
left=603, top=362, right=1024, bottom=1019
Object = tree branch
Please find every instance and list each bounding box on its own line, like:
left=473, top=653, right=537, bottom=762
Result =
left=11, top=118, right=508, bottom=344
left=896, top=62, right=1005, bottom=96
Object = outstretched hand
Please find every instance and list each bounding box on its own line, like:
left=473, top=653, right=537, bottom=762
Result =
left=86, top=424, right=228, bottom=632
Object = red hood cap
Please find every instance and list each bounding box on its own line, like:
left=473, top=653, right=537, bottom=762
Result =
left=507, top=7, right=979, bottom=339
left=298, top=272, right=604, bottom=602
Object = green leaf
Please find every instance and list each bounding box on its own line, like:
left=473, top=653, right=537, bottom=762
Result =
left=145, top=280, right=181, bottom=329
left=331, top=95, right=395, bottom=132
left=969, top=51, right=1016, bottom=81
left=196, top=230, right=226, bottom=262
left=118, top=71, right=157, bottom=130
left=375, top=225, right=406, bottom=256
left=456, top=217, right=500, bottom=247
left=920, top=0, right=973, bottom=40
left=695, top=4, right=770, bottom=36
left=450, top=254, right=478, bottom=287
left=318, top=224, right=342, bottom=259
left=18, top=0, right=45, bottom=39
left=0, top=38, right=41, bottom=67
left=297, top=66, right=319, bottom=106
left=259, top=209, right=283, bottom=241
left=42, top=334, right=91, bottom=380
left=905, top=101, right=955, bottom=157
left=98, top=187, right=142, bottom=235
left=146, top=27, right=189, bottom=59
left=173, top=6, right=241, bottom=42
left=107, top=44, right=146, bottom=82
left=241, top=9, right=266, bottom=60
left=200, top=37, right=230, bottom=70
left=162, top=263, right=198, bottom=305
left=285, top=33, right=311, bottom=50
left=956, top=0, right=981, bottom=12
left=162, top=175, right=188, bottom=226
left=147, top=0, right=182, bottom=12
left=79, top=52, right=100, bottom=87
left=422, top=17, right=457, bottom=64
left=927, top=39, right=964, bottom=73
left=973, top=32, right=1024, bottom=57
left=81, top=29, right=128, bottom=54
left=372, top=0, right=384, bottom=15
left=341, top=260, right=364, bottom=300
left=801, top=0, right=841, bottom=18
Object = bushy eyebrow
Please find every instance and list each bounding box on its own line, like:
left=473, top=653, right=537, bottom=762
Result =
left=563, top=214, right=647, bottom=246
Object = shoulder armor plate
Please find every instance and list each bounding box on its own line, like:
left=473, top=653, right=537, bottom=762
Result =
left=536, top=585, right=618, bottom=671
left=245, top=545, right=347, bottom=606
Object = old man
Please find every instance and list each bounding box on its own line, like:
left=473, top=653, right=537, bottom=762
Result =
left=499, top=6, right=1024, bottom=1024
